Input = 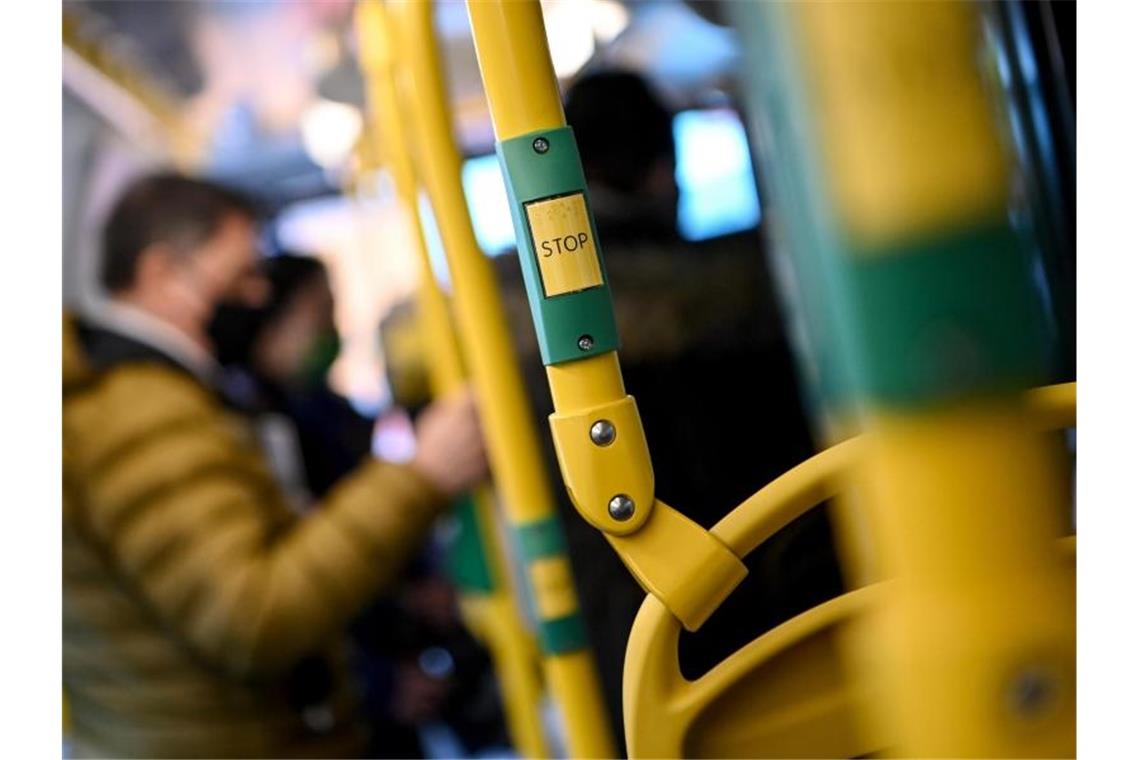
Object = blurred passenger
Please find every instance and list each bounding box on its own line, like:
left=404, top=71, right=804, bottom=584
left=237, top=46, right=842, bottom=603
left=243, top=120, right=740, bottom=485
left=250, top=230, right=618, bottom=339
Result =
left=62, top=173, right=487, bottom=758
left=567, top=70, right=680, bottom=246
left=208, top=253, right=371, bottom=503
left=210, top=255, right=510, bottom=757
left=494, top=71, right=839, bottom=746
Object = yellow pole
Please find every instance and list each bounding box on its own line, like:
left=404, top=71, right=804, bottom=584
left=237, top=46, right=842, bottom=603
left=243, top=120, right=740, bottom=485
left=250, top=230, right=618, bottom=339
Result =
left=463, top=1, right=567, bottom=141
left=354, top=4, right=553, bottom=757
left=465, top=0, right=747, bottom=635
left=461, top=0, right=627, bottom=469
left=848, top=401, right=1075, bottom=757
left=462, top=0, right=751, bottom=750
left=383, top=3, right=616, bottom=757
left=774, top=3, right=1078, bottom=754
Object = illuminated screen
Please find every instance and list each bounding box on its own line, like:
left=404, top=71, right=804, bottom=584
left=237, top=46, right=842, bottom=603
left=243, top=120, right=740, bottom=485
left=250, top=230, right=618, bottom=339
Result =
left=673, top=108, right=762, bottom=241
left=460, top=108, right=762, bottom=255
left=461, top=154, right=517, bottom=256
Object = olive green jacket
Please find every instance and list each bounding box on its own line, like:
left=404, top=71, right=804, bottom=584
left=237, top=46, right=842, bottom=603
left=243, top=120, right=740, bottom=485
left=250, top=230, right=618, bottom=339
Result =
left=63, top=315, right=446, bottom=757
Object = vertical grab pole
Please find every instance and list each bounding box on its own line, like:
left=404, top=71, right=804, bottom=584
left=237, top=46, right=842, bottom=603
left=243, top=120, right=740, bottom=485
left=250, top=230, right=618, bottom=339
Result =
left=729, top=2, right=1075, bottom=755
left=372, top=2, right=616, bottom=757
left=354, top=4, right=553, bottom=758
left=464, top=0, right=745, bottom=636
left=464, top=0, right=754, bottom=752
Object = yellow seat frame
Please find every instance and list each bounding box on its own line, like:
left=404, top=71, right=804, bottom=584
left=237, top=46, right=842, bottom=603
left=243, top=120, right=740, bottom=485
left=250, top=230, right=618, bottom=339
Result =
left=623, top=385, right=1075, bottom=757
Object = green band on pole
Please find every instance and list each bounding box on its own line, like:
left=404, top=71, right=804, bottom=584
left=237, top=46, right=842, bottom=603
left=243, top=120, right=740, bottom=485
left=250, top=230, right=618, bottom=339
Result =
left=515, top=516, right=568, bottom=561
left=443, top=495, right=496, bottom=594
left=729, top=1, right=1055, bottom=413
left=497, top=126, right=620, bottom=365
left=537, top=612, right=589, bottom=654
left=841, top=219, right=1052, bottom=405
left=514, top=517, right=588, bottom=653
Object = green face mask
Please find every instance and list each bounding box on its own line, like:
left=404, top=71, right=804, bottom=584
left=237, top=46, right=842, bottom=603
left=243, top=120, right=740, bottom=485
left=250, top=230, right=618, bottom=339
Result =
left=296, top=331, right=342, bottom=389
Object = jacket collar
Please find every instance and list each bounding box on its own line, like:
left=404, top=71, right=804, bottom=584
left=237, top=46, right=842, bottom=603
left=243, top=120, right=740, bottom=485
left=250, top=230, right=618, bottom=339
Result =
left=81, top=300, right=222, bottom=387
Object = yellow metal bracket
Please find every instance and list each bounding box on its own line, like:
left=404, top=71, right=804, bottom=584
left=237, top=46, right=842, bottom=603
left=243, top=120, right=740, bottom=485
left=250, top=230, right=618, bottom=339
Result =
left=544, top=355, right=747, bottom=631
left=550, top=401, right=748, bottom=630
left=609, top=500, right=748, bottom=632
left=549, top=389, right=748, bottom=631
left=548, top=395, right=654, bottom=535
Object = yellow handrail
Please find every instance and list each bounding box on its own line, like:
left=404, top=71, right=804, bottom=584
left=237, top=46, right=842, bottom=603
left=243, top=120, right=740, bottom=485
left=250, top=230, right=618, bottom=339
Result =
left=383, top=3, right=615, bottom=756
left=466, top=0, right=746, bottom=637
left=464, top=1, right=1075, bottom=755
left=463, top=0, right=566, bottom=141
left=354, top=4, right=551, bottom=757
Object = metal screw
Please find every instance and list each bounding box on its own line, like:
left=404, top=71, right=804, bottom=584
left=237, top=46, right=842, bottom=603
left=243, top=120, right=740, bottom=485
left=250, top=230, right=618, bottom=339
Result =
left=589, top=419, right=616, bottom=446
left=608, top=494, right=635, bottom=521
left=532, top=136, right=550, bottom=154
left=1007, top=667, right=1058, bottom=719
left=577, top=334, right=594, bottom=351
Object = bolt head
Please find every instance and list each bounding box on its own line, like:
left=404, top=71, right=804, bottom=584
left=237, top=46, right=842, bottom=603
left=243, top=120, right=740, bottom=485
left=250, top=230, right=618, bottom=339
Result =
left=589, top=419, right=616, bottom=446
left=532, top=137, right=550, bottom=154
left=577, top=334, right=595, bottom=351
left=608, top=494, right=635, bottom=521
left=1007, top=667, right=1059, bottom=719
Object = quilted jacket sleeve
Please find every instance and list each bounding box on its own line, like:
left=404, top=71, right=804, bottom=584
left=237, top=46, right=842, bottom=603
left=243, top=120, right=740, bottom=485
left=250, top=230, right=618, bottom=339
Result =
left=71, top=364, right=448, bottom=679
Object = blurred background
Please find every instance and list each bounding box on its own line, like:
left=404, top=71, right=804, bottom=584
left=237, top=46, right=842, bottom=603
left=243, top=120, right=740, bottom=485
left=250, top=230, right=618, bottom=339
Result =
left=61, top=1, right=1076, bottom=756
left=63, top=0, right=768, bottom=415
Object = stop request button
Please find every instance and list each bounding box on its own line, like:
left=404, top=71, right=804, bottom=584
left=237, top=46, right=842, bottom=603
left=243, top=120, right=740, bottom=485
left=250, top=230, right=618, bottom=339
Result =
left=525, top=192, right=604, bottom=297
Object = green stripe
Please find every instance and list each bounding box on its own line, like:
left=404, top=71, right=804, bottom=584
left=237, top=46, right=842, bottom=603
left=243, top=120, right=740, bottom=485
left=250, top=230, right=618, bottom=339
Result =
left=443, top=495, right=496, bottom=594
left=513, top=518, right=589, bottom=653
left=842, top=220, right=1052, bottom=405
left=515, top=516, right=567, bottom=562
left=536, top=612, right=589, bottom=654
left=727, top=2, right=1055, bottom=414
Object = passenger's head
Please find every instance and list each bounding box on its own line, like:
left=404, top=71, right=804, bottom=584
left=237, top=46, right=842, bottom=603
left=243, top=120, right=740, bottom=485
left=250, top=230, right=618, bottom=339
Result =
left=211, top=254, right=338, bottom=390
left=565, top=70, right=676, bottom=201
left=101, top=173, right=265, bottom=340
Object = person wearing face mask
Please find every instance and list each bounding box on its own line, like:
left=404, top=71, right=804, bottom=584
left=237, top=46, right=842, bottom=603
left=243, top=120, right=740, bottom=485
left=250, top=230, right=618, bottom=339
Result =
left=62, top=173, right=488, bottom=758
left=209, top=253, right=370, bottom=504
left=210, top=253, right=498, bottom=759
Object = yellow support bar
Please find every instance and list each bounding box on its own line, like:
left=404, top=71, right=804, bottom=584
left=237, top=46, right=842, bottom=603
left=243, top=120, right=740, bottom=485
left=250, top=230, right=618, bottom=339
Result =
left=383, top=3, right=615, bottom=756
left=354, top=4, right=552, bottom=757
left=463, top=0, right=566, bottom=142
left=622, top=384, right=1076, bottom=758
left=354, top=1, right=458, bottom=396
left=465, top=0, right=746, bottom=636
left=466, top=2, right=1075, bottom=757
left=775, top=4, right=1077, bottom=754
left=846, top=400, right=1075, bottom=756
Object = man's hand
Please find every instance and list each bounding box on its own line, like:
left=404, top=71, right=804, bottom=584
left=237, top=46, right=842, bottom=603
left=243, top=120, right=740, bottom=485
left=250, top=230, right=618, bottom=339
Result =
left=410, top=388, right=488, bottom=498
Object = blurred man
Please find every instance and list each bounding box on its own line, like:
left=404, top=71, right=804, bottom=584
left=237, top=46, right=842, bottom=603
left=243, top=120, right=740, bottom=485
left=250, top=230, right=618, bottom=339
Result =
left=62, top=173, right=486, bottom=758
left=210, top=254, right=510, bottom=757
left=209, top=254, right=372, bottom=503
